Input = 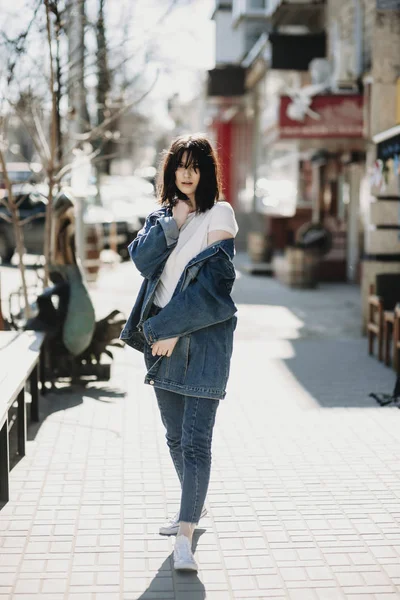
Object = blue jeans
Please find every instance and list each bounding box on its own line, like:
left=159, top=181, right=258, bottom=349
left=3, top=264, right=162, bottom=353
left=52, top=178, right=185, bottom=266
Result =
left=154, top=388, right=219, bottom=524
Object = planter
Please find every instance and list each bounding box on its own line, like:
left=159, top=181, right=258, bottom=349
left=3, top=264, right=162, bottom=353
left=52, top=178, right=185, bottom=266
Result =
left=273, top=247, right=320, bottom=288
left=247, top=231, right=272, bottom=263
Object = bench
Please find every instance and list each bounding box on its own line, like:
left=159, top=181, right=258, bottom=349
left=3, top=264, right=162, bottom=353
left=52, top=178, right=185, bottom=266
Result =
left=0, top=330, right=45, bottom=503
left=368, top=273, right=400, bottom=363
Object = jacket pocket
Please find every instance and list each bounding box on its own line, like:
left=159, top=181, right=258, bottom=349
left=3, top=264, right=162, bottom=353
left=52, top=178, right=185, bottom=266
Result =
left=183, top=334, right=190, bottom=376
left=144, top=343, right=163, bottom=373
left=163, top=334, right=191, bottom=382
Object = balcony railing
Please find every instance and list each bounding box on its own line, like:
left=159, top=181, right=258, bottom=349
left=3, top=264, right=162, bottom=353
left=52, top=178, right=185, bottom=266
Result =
left=269, top=0, right=325, bottom=9
left=268, top=0, right=326, bottom=29
left=214, top=1, right=233, bottom=10
left=232, top=0, right=275, bottom=26
left=212, top=1, right=233, bottom=20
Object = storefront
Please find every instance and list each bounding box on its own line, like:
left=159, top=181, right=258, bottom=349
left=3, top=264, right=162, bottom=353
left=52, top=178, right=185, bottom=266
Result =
left=206, top=65, right=253, bottom=219
left=361, top=124, right=400, bottom=326
left=261, top=92, right=367, bottom=282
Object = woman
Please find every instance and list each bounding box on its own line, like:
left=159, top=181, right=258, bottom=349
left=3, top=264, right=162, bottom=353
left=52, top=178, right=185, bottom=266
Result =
left=120, top=133, right=238, bottom=572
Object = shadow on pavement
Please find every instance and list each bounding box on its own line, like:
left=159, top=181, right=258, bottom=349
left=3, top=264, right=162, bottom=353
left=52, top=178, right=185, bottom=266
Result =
left=232, top=262, right=362, bottom=341
left=285, top=338, right=396, bottom=409
left=8, top=381, right=126, bottom=471
left=137, top=530, right=206, bottom=600
left=232, top=262, right=394, bottom=409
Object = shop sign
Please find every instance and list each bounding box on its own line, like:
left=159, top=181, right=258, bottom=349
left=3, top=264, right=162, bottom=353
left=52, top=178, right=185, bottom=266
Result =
left=377, top=132, right=400, bottom=160
left=372, top=132, right=400, bottom=196
left=370, top=156, right=400, bottom=197
left=279, top=94, right=364, bottom=139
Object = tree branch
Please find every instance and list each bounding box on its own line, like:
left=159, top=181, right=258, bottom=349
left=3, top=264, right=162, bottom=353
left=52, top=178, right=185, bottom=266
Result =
left=0, top=212, right=12, bottom=224
left=33, top=107, right=51, bottom=163
left=71, top=68, right=160, bottom=143
left=19, top=212, right=46, bottom=227
left=5, top=0, right=42, bottom=86
left=91, top=151, right=120, bottom=165
left=0, top=144, right=31, bottom=318
left=54, top=143, right=105, bottom=182
left=12, top=104, right=49, bottom=167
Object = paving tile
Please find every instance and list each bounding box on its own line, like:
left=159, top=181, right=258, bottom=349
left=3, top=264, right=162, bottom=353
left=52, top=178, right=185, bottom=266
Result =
left=1, top=263, right=400, bottom=600
left=255, top=574, right=283, bottom=589
left=280, top=567, right=308, bottom=581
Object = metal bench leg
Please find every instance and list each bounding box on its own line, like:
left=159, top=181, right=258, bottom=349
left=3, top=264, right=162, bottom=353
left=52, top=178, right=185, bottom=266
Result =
left=30, top=363, right=40, bottom=423
left=17, top=388, right=26, bottom=457
left=0, top=419, right=9, bottom=503
left=39, top=345, right=47, bottom=395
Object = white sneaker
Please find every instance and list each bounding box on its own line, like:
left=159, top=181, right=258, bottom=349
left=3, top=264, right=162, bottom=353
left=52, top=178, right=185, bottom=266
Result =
left=159, top=507, right=207, bottom=536
left=173, top=535, right=198, bottom=572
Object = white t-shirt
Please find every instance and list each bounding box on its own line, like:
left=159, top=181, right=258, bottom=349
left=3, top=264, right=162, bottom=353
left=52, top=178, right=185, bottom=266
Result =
left=154, top=201, right=238, bottom=308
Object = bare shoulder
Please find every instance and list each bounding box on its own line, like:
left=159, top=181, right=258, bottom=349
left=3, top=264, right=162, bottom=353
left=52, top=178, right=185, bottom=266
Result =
left=208, top=201, right=238, bottom=240
left=211, top=201, right=235, bottom=215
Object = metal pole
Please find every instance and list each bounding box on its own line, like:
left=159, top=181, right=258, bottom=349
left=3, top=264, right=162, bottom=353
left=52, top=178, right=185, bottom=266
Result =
left=75, top=195, right=86, bottom=275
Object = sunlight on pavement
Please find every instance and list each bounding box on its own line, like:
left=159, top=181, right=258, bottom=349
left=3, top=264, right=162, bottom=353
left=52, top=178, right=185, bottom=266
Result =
left=236, top=304, right=305, bottom=342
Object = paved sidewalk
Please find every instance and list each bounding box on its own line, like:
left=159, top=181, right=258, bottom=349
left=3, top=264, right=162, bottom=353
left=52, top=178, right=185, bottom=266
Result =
left=1, top=258, right=400, bottom=599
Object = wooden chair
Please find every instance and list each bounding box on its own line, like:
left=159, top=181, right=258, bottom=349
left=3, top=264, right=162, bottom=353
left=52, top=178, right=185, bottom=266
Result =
left=384, top=310, right=395, bottom=366
left=393, top=305, right=400, bottom=373
left=368, top=273, right=400, bottom=362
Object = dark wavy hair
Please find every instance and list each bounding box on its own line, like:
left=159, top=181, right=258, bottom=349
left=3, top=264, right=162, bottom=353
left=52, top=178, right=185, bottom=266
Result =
left=157, top=133, right=222, bottom=213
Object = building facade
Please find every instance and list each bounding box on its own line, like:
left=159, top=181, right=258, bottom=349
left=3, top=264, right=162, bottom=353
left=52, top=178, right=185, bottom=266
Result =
left=207, top=0, right=400, bottom=315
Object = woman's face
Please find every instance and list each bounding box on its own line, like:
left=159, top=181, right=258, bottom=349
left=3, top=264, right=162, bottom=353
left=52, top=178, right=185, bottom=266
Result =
left=175, top=151, right=200, bottom=206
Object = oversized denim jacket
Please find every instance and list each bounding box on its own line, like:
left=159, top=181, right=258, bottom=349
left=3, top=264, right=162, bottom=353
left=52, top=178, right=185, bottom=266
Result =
left=120, top=206, right=238, bottom=400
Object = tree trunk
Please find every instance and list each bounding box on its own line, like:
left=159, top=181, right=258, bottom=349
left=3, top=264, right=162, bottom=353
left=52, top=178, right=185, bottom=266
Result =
left=54, top=6, right=63, bottom=167
left=67, top=0, right=90, bottom=144
left=0, top=273, right=5, bottom=330
left=96, top=0, right=112, bottom=175
left=0, top=148, right=31, bottom=320
left=43, top=0, right=58, bottom=287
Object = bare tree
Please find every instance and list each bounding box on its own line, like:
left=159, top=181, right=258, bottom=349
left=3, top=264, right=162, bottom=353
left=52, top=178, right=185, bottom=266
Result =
left=95, top=0, right=112, bottom=174
left=0, top=144, right=32, bottom=318
left=0, top=0, right=199, bottom=318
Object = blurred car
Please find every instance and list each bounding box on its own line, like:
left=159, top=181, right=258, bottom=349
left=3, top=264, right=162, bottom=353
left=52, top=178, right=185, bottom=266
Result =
left=0, top=162, right=43, bottom=187
left=134, top=166, right=157, bottom=188
left=0, top=183, right=138, bottom=264
left=0, top=184, right=47, bottom=262
left=98, top=175, right=159, bottom=243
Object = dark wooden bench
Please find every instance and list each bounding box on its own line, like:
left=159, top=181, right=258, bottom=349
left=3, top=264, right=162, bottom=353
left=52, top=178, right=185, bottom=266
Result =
left=368, top=273, right=400, bottom=363
left=0, top=330, right=45, bottom=504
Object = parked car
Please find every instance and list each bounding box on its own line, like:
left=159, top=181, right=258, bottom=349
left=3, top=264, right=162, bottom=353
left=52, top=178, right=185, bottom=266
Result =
left=0, top=184, right=47, bottom=262
left=85, top=183, right=144, bottom=260
left=0, top=162, right=43, bottom=187
left=98, top=175, right=159, bottom=236
left=0, top=184, right=138, bottom=264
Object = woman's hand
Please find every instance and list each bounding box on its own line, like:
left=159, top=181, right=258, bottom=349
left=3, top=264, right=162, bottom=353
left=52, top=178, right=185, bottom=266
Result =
left=172, top=199, right=191, bottom=229
left=151, top=336, right=179, bottom=357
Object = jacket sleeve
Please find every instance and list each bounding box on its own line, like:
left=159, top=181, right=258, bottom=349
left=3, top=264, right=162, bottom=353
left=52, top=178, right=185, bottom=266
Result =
left=128, top=211, right=179, bottom=279
left=142, top=253, right=237, bottom=343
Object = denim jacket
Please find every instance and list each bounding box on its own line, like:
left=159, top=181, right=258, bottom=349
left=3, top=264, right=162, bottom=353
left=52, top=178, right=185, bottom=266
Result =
left=120, top=206, right=238, bottom=400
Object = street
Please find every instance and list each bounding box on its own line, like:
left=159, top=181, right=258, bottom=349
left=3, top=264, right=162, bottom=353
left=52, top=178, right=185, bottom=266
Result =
left=0, top=257, right=399, bottom=599
left=2, top=0, right=400, bottom=596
